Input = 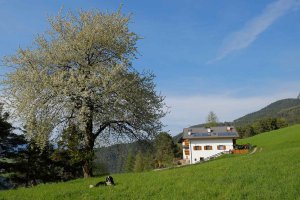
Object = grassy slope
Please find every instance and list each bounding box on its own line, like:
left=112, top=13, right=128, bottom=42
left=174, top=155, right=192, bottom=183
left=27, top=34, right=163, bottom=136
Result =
left=1, top=125, right=300, bottom=200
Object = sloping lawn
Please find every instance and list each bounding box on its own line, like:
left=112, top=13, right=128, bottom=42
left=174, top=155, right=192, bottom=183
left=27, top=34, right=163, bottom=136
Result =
left=1, top=125, right=300, bottom=200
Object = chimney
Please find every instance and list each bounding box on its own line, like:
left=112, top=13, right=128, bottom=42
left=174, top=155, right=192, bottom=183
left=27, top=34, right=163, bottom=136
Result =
left=227, top=126, right=233, bottom=132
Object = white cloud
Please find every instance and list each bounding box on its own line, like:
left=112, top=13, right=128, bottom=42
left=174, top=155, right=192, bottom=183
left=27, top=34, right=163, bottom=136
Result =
left=208, top=0, right=300, bottom=63
left=163, top=90, right=298, bottom=135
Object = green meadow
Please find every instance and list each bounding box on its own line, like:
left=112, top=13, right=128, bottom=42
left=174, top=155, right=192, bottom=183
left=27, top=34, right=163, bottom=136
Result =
left=1, top=125, right=300, bottom=200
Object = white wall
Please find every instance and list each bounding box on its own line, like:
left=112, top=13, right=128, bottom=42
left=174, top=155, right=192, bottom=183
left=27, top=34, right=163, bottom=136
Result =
left=183, top=138, right=234, bottom=164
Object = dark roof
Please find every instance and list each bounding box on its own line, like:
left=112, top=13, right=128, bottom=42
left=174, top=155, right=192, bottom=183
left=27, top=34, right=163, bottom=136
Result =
left=182, top=126, right=239, bottom=139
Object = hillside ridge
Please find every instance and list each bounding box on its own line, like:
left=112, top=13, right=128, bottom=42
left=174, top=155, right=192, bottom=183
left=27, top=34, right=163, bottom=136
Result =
left=234, top=98, right=300, bottom=126
left=173, top=98, right=300, bottom=141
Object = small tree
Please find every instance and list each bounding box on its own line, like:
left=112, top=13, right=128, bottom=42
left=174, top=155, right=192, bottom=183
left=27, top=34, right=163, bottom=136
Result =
left=133, top=151, right=144, bottom=172
left=276, top=118, right=288, bottom=128
left=0, top=108, right=60, bottom=187
left=154, top=132, right=176, bottom=168
left=0, top=103, right=22, bottom=158
left=51, top=124, right=86, bottom=178
left=206, top=111, right=218, bottom=127
left=0, top=103, right=26, bottom=187
left=133, top=150, right=154, bottom=172
left=18, top=141, right=59, bottom=186
left=243, top=125, right=256, bottom=138
left=124, top=150, right=135, bottom=173
left=142, top=152, right=154, bottom=171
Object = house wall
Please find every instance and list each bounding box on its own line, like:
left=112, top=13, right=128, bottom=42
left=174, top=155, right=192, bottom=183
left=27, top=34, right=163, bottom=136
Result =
left=182, top=138, right=234, bottom=164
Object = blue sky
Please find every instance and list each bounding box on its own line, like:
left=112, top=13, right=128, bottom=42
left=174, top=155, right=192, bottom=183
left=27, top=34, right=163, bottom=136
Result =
left=1, top=0, right=300, bottom=134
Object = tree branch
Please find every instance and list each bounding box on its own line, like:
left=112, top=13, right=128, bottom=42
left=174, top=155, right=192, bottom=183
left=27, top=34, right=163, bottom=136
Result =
left=93, top=120, right=131, bottom=139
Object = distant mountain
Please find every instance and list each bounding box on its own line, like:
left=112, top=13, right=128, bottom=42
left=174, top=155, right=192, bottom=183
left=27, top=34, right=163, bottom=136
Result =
left=173, top=98, right=300, bottom=141
left=234, top=98, right=300, bottom=127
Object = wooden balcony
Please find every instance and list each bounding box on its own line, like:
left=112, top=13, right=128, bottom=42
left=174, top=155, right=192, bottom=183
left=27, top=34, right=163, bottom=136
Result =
left=232, top=149, right=249, bottom=154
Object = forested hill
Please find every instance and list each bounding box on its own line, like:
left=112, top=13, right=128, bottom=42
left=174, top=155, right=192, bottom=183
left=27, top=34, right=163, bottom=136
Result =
left=94, top=140, right=153, bottom=175
left=234, top=98, right=300, bottom=126
left=173, top=98, right=300, bottom=141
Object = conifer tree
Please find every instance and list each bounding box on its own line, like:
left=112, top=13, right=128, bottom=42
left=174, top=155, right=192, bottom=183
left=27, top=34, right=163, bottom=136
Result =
left=133, top=151, right=144, bottom=172
left=154, top=132, right=176, bottom=168
left=124, top=151, right=135, bottom=172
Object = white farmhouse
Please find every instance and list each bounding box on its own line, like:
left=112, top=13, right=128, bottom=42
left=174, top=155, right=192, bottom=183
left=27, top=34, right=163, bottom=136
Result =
left=182, top=126, right=239, bottom=164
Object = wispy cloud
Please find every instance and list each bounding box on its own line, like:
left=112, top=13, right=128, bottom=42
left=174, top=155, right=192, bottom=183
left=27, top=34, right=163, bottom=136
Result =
left=208, top=0, right=300, bottom=64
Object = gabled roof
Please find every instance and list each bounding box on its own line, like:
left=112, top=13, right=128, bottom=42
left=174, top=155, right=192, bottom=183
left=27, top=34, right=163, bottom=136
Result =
left=182, top=126, right=239, bottom=139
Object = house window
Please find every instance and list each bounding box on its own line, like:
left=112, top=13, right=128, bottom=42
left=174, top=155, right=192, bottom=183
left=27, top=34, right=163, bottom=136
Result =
left=184, top=150, right=190, bottom=155
left=184, top=139, right=189, bottom=146
left=183, top=140, right=189, bottom=149
left=204, top=145, right=213, bottom=150
left=217, top=145, right=226, bottom=150
left=193, top=146, right=202, bottom=150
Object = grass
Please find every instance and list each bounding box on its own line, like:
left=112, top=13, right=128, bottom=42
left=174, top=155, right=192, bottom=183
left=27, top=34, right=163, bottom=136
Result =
left=1, top=125, right=300, bottom=199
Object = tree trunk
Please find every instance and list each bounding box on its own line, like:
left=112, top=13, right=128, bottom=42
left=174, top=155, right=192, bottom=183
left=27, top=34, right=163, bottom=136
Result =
left=82, top=108, right=95, bottom=178
left=82, top=141, right=95, bottom=178
left=82, top=159, right=93, bottom=178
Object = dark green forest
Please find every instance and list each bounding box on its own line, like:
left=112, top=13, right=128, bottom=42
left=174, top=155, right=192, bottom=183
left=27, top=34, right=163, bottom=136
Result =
left=93, top=133, right=182, bottom=175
